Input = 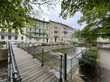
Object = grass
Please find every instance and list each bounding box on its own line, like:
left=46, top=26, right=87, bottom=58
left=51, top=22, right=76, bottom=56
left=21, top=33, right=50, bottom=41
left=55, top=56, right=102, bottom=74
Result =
left=52, top=48, right=71, bottom=53
left=33, top=52, right=59, bottom=69
left=32, top=47, right=73, bottom=69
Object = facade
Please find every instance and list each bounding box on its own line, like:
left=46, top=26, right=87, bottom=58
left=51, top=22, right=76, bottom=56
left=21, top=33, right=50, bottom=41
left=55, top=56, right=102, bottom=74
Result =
left=25, top=18, right=49, bottom=45
left=0, top=18, right=74, bottom=45
left=48, top=21, right=74, bottom=44
left=0, top=29, right=26, bottom=44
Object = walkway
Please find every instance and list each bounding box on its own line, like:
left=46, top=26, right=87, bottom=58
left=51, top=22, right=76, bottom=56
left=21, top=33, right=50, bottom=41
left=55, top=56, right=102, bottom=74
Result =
left=98, top=48, right=110, bottom=82
left=13, top=47, right=58, bottom=82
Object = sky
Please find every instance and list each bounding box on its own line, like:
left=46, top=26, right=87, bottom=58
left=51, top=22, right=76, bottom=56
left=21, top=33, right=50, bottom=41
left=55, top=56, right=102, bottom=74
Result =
left=30, top=0, right=84, bottom=29
left=48, top=11, right=82, bottom=29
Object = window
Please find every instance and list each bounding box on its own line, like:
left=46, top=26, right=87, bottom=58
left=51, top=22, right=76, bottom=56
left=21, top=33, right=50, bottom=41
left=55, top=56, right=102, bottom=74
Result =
left=39, top=29, right=41, bottom=36
left=46, top=38, right=48, bottom=42
left=1, top=35, right=4, bottom=39
left=21, top=36, right=24, bottom=40
left=54, top=36, right=58, bottom=42
left=8, top=35, right=11, bottom=40
left=15, top=36, right=18, bottom=40
left=62, top=38, right=63, bottom=41
left=54, top=31, right=58, bottom=33
left=55, top=26, right=58, bottom=29
left=39, top=29, right=41, bottom=32
left=30, top=28, right=31, bottom=31
left=64, top=31, right=67, bottom=34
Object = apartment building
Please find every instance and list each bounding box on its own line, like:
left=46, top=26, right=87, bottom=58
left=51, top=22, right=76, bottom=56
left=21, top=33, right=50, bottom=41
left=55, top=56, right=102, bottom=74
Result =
left=48, top=21, right=74, bottom=44
left=0, top=18, right=74, bottom=45
left=25, top=19, right=74, bottom=45
left=25, top=18, right=49, bottom=44
left=0, top=29, right=26, bottom=44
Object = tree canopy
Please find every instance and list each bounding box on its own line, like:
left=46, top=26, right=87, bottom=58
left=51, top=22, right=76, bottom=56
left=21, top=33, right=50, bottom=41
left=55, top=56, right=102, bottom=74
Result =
left=0, top=0, right=35, bottom=32
left=0, top=0, right=56, bottom=33
left=61, top=0, right=110, bottom=38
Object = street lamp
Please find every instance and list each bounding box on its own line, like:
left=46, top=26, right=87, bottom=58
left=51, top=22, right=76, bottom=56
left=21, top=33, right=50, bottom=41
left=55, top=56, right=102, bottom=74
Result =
left=64, top=53, right=67, bottom=81
left=41, top=48, right=44, bottom=67
left=59, top=55, right=63, bottom=82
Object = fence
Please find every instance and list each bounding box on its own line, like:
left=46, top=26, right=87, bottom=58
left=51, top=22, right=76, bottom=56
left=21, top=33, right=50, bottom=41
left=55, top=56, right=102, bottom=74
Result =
left=8, top=42, right=22, bottom=82
left=30, top=46, right=85, bottom=82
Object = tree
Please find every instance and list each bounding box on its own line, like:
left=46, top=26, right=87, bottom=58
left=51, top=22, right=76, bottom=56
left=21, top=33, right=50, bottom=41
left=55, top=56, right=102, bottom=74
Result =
left=0, top=0, right=34, bottom=32
left=79, top=48, right=98, bottom=82
left=61, top=0, right=110, bottom=38
left=74, top=28, right=97, bottom=47
left=0, top=0, right=54, bottom=33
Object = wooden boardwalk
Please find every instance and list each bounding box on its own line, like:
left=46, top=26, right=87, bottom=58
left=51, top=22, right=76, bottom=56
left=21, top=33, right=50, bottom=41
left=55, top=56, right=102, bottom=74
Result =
left=13, top=47, right=58, bottom=82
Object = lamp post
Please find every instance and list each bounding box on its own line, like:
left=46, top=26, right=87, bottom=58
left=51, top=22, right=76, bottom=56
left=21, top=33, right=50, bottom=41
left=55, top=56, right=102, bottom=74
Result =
left=41, top=18, right=45, bottom=67
left=41, top=48, right=44, bottom=67
left=59, top=55, right=63, bottom=82
left=64, top=53, right=67, bottom=81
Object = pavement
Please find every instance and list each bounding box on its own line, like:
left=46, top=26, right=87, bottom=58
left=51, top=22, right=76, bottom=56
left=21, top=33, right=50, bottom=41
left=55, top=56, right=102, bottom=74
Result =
left=98, top=48, right=110, bottom=82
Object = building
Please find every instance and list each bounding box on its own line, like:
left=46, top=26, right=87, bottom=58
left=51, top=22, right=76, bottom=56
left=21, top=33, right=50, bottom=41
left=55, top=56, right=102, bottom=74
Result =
left=25, top=18, right=49, bottom=45
left=0, top=29, right=26, bottom=44
left=25, top=19, right=74, bottom=45
left=0, top=18, right=74, bottom=45
left=48, top=21, right=74, bottom=44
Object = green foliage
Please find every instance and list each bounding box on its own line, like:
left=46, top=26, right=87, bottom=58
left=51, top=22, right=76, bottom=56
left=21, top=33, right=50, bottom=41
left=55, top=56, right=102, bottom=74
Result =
left=80, top=48, right=97, bottom=65
left=74, top=29, right=97, bottom=46
left=61, top=0, right=110, bottom=38
left=79, top=47, right=98, bottom=82
left=0, top=41, right=6, bottom=48
left=0, top=0, right=34, bottom=32
left=73, top=30, right=83, bottom=41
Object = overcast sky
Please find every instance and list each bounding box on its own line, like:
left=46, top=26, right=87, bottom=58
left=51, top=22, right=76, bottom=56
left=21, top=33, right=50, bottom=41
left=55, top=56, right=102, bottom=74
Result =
left=30, top=0, right=84, bottom=29
left=48, top=11, right=82, bottom=29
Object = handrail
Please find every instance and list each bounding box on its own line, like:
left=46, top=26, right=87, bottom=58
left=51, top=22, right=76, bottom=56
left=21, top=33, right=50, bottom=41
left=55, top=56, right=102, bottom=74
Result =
left=8, top=42, right=22, bottom=82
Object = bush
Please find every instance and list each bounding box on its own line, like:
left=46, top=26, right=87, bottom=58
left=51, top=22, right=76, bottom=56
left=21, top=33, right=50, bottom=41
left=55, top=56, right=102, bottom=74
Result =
left=79, top=47, right=98, bottom=82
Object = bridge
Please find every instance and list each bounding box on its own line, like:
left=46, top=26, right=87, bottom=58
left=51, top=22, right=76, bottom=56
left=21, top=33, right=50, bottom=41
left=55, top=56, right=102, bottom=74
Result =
left=8, top=43, right=58, bottom=82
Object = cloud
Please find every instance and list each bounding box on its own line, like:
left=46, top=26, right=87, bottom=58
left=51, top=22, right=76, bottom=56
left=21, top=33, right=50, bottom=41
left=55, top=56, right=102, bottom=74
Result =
left=48, top=11, right=82, bottom=29
left=30, top=0, right=84, bottom=29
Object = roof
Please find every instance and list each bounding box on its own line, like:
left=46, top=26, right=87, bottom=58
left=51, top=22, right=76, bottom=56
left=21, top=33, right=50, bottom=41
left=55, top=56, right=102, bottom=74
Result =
left=29, top=17, right=75, bottom=30
left=30, top=17, right=49, bottom=23
left=50, top=20, right=75, bottom=30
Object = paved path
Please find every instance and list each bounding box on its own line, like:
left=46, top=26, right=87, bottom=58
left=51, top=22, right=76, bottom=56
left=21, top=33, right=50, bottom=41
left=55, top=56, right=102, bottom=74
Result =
left=13, top=47, right=58, bottom=82
left=98, top=48, right=110, bottom=82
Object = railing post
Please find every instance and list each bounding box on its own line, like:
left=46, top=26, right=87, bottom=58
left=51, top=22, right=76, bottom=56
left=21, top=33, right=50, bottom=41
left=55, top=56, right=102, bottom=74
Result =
left=59, top=55, right=63, bottom=82
left=41, top=48, right=44, bottom=67
left=64, top=53, right=67, bottom=81
left=8, top=42, right=22, bottom=82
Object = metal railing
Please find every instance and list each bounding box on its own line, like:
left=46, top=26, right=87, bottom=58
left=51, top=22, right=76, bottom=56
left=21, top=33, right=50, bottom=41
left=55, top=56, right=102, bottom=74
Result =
left=8, top=42, right=22, bottom=82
